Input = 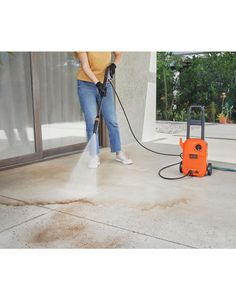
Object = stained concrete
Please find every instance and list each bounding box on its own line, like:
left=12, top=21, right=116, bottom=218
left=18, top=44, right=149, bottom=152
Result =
left=0, top=142, right=236, bottom=248
left=0, top=196, right=49, bottom=232
left=0, top=209, right=186, bottom=248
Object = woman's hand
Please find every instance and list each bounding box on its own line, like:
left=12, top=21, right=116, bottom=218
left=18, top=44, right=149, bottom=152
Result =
left=109, top=52, right=122, bottom=78
left=96, top=82, right=107, bottom=97
left=108, top=63, right=116, bottom=78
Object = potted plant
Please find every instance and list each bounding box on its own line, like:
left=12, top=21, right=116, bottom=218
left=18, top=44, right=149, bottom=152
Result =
left=217, top=112, right=227, bottom=124
left=217, top=92, right=228, bottom=124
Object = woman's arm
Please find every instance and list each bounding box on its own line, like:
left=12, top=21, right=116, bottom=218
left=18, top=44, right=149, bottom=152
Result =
left=113, top=52, right=122, bottom=65
left=77, top=52, right=99, bottom=84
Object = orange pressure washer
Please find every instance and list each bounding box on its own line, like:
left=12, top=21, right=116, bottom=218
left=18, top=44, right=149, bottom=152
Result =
left=179, top=105, right=212, bottom=177
left=103, top=66, right=236, bottom=179
left=98, top=67, right=218, bottom=180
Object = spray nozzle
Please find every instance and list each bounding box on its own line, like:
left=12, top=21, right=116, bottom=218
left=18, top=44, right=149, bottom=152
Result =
left=93, top=116, right=100, bottom=134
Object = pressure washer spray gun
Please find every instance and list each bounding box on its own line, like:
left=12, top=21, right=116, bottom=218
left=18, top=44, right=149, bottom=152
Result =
left=92, top=67, right=111, bottom=134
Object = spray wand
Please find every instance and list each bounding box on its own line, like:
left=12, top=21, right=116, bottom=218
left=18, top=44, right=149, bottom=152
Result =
left=92, top=67, right=111, bottom=134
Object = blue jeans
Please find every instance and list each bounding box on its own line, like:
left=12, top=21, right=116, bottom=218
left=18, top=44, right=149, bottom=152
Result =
left=77, top=80, right=121, bottom=154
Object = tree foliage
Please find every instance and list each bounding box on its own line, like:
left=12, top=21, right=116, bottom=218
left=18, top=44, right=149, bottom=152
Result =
left=156, top=52, right=236, bottom=122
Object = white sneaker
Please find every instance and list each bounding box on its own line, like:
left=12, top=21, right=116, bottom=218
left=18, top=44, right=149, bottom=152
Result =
left=115, top=151, right=133, bottom=165
left=88, top=155, right=100, bottom=169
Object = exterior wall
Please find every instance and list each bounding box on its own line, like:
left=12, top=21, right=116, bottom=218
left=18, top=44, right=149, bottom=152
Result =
left=114, top=52, right=156, bottom=145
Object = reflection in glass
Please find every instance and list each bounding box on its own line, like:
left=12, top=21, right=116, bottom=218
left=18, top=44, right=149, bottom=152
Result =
left=0, top=52, right=35, bottom=160
left=37, top=52, right=86, bottom=150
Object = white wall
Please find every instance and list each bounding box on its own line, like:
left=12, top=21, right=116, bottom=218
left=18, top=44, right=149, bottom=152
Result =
left=114, top=52, right=156, bottom=145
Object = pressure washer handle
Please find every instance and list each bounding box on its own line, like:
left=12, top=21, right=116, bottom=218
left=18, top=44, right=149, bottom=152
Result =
left=92, top=67, right=112, bottom=135
left=103, top=66, right=112, bottom=86
left=187, top=105, right=205, bottom=140
left=97, top=67, right=111, bottom=99
left=93, top=116, right=100, bottom=134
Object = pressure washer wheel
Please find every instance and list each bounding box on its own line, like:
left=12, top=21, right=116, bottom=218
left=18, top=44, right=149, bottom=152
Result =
left=207, top=163, right=213, bottom=176
left=179, top=161, right=183, bottom=173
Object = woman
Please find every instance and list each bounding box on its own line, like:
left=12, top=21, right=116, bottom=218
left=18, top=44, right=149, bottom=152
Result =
left=76, top=52, right=133, bottom=168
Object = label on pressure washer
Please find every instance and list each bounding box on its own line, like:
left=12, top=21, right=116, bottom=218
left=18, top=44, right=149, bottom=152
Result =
left=189, top=154, right=198, bottom=159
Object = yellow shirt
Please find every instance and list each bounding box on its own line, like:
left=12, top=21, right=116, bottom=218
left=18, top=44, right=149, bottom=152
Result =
left=77, top=52, right=111, bottom=82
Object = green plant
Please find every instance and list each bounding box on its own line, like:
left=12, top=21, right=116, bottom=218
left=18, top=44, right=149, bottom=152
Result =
left=156, top=52, right=236, bottom=122
left=207, top=101, right=217, bottom=122
left=217, top=106, right=228, bottom=122
left=156, top=52, right=182, bottom=121
left=229, top=105, right=234, bottom=121
left=156, top=110, right=163, bottom=120
left=175, top=110, right=188, bottom=121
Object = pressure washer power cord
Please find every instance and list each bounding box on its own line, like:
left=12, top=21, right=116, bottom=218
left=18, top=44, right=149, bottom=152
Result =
left=109, top=80, right=190, bottom=180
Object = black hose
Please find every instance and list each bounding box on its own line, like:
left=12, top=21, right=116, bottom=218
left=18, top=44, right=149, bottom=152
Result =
left=158, top=162, right=190, bottom=180
left=110, top=81, right=180, bottom=157
left=109, top=80, right=191, bottom=180
left=109, top=79, right=236, bottom=179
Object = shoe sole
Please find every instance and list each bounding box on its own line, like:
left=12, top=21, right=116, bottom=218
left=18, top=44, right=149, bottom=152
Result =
left=115, top=159, right=133, bottom=165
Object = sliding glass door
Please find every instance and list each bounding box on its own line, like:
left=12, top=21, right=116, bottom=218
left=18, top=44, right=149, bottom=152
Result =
left=0, top=52, right=36, bottom=160
left=35, top=52, right=86, bottom=151
left=0, top=52, right=87, bottom=169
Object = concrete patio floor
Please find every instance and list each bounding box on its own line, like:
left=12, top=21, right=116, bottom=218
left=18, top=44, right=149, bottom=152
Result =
left=0, top=141, right=236, bottom=248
